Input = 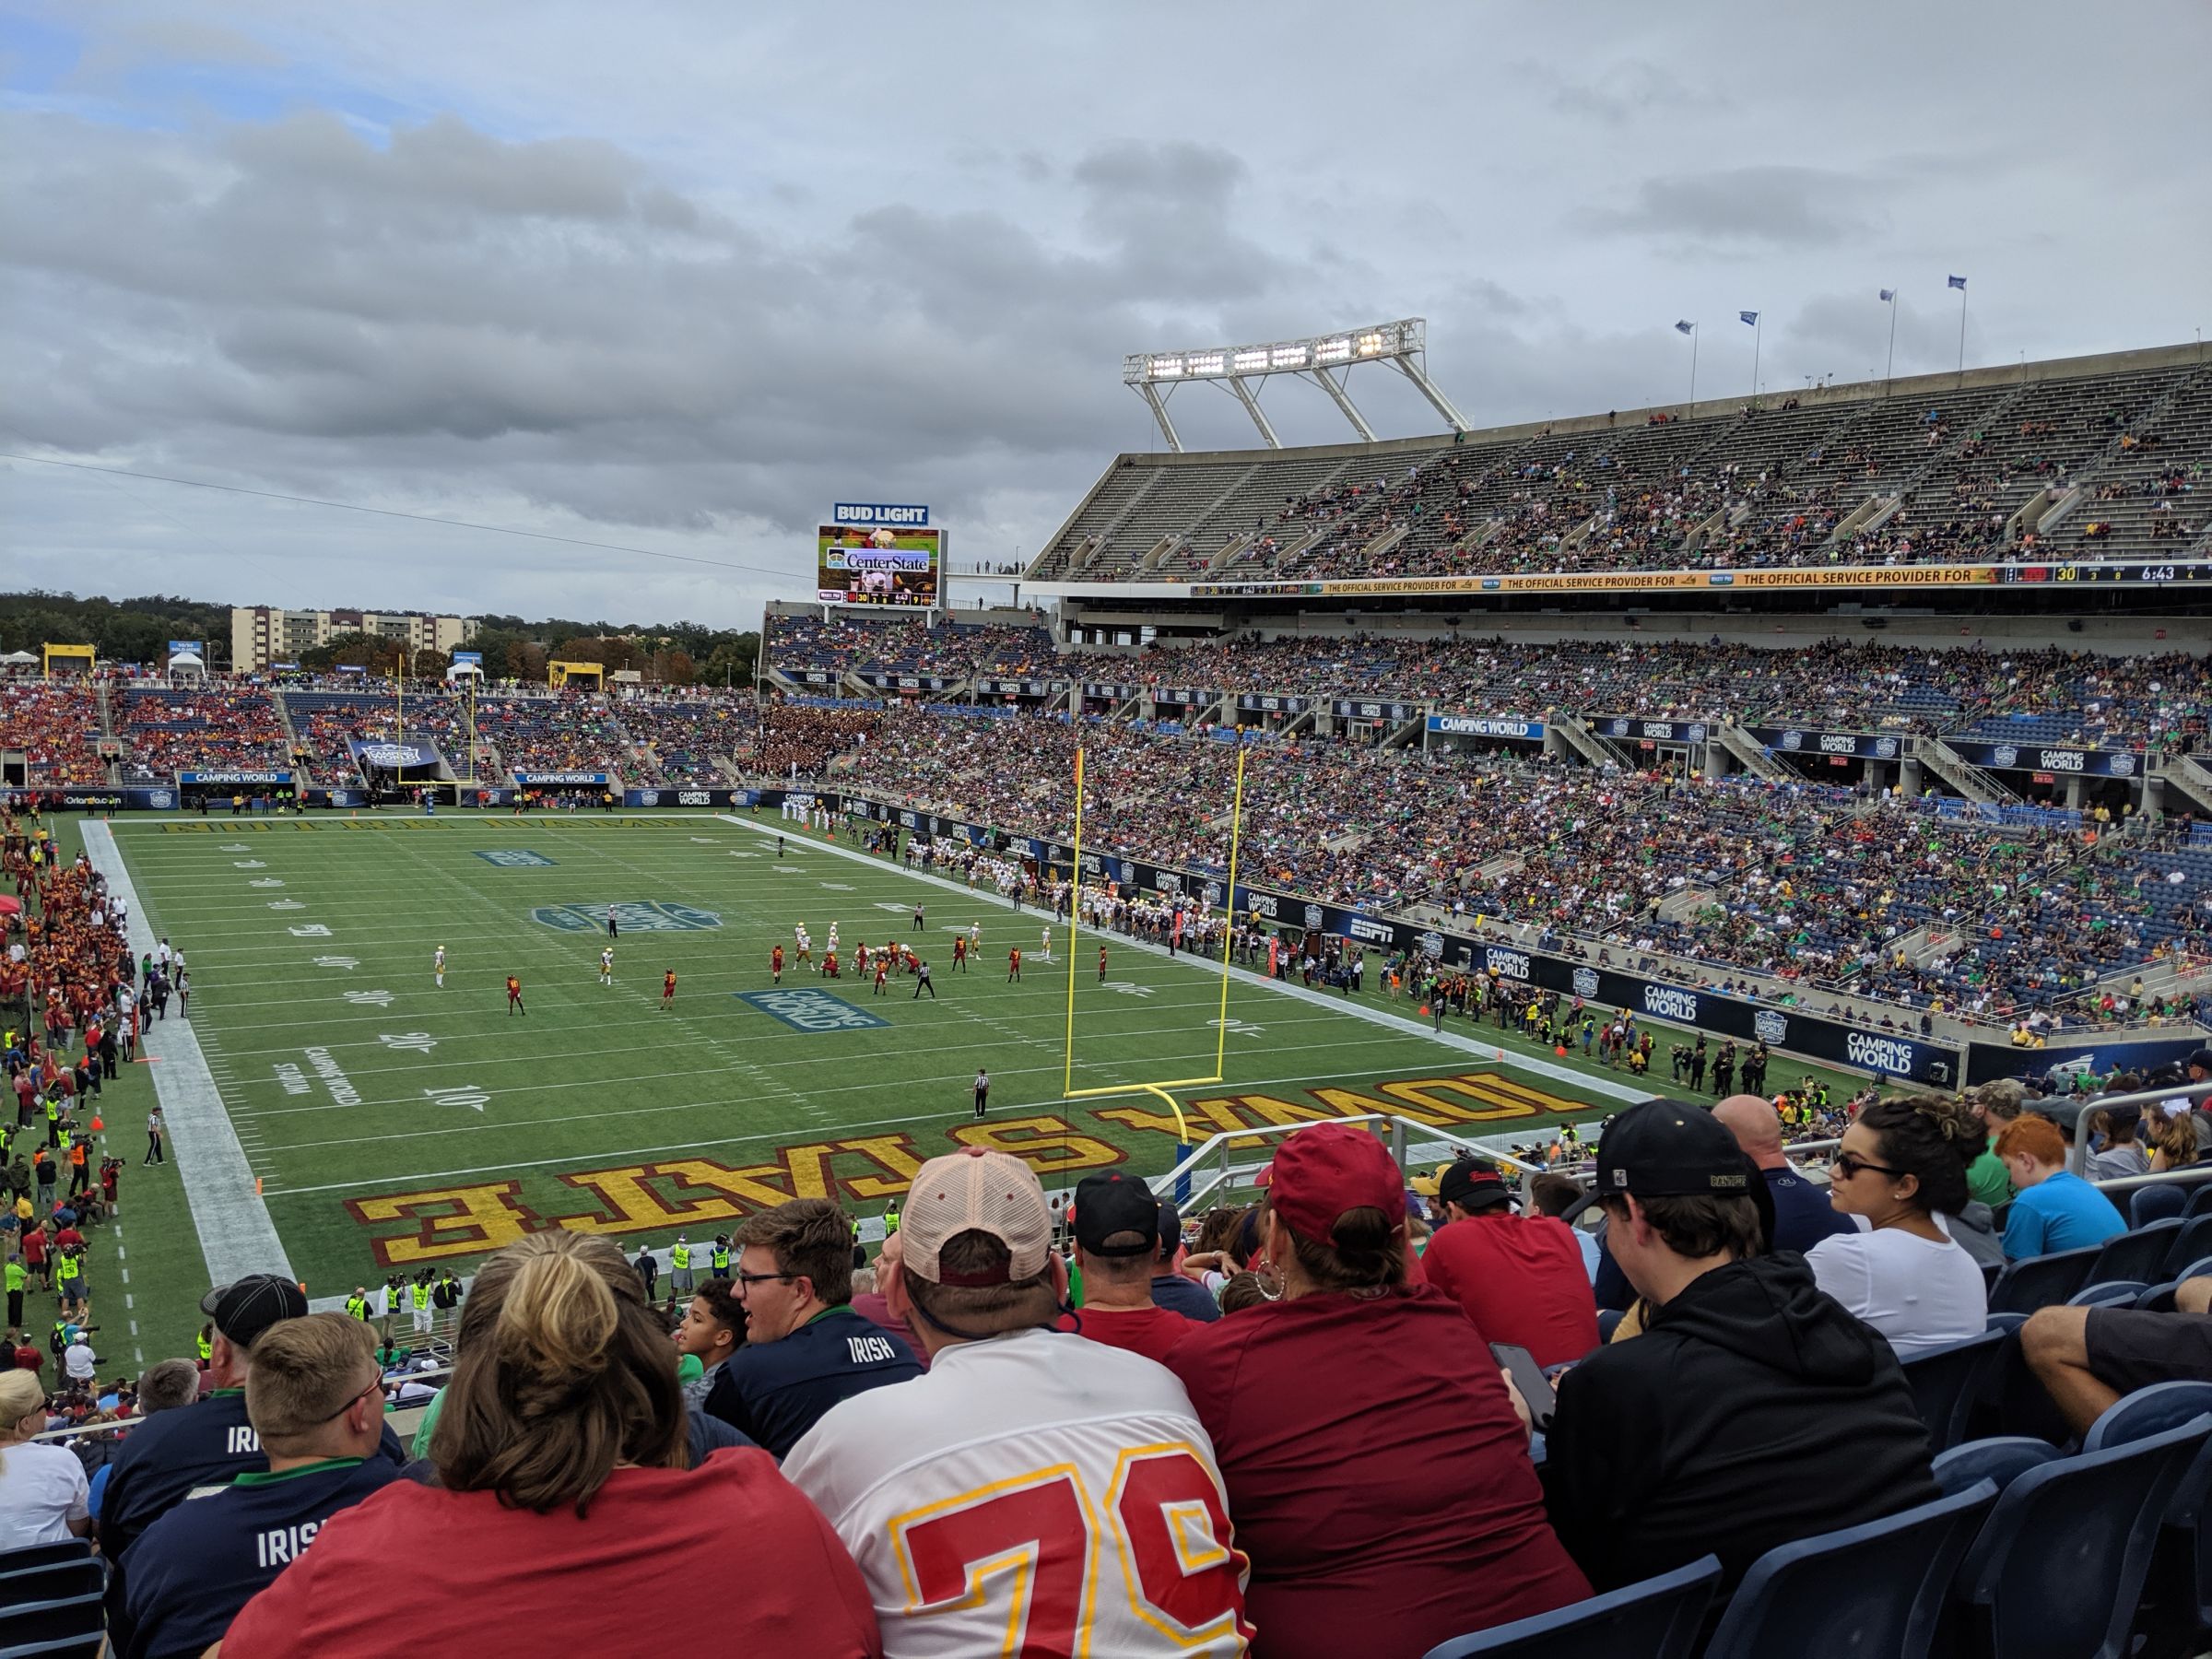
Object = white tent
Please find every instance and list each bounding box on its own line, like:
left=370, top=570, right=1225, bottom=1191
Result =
left=446, top=662, right=485, bottom=679
left=168, top=651, right=207, bottom=682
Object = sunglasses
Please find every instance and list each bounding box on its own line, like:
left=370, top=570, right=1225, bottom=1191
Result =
left=1831, top=1151, right=1906, bottom=1182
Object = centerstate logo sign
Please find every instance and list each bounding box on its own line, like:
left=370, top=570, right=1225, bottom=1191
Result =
left=476, top=850, right=556, bottom=867
left=532, top=901, right=721, bottom=932
left=737, top=988, right=889, bottom=1032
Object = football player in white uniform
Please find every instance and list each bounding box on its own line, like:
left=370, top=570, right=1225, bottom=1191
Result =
left=433, top=945, right=446, bottom=988
left=783, top=1148, right=1252, bottom=1656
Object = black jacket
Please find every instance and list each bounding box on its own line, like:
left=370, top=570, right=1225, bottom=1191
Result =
left=1543, top=1253, right=1937, bottom=1600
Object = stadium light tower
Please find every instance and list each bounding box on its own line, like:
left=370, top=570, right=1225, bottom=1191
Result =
left=1122, top=318, right=1469, bottom=452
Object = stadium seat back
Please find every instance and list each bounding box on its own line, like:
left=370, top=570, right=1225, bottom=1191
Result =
left=2133, top=1184, right=2191, bottom=1228
left=2135, top=1281, right=2181, bottom=1312
left=0, top=1589, right=105, bottom=1659
left=1702, top=1480, right=1996, bottom=1659
left=2160, top=1218, right=2212, bottom=1278
left=1900, top=1329, right=2006, bottom=1453
left=1933, top=1436, right=2063, bottom=1497
left=0, top=1559, right=100, bottom=1609
left=2183, top=1183, right=2212, bottom=1219
left=2066, top=1279, right=2150, bottom=1309
left=1418, top=1554, right=1722, bottom=1659
left=0, top=1546, right=90, bottom=1579
left=2085, top=1386, right=2212, bottom=1651
left=2090, top=1218, right=2183, bottom=1285
left=1957, top=1415, right=2211, bottom=1659
left=1987, top=1245, right=2103, bottom=1314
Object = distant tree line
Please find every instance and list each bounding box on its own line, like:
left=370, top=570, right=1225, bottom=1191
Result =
left=0, top=592, right=759, bottom=688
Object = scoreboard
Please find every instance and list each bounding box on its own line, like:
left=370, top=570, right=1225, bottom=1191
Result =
left=817, top=501, right=941, bottom=609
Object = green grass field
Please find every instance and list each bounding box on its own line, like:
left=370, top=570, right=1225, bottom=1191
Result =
left=63, top=806, right=1881, bottom=1365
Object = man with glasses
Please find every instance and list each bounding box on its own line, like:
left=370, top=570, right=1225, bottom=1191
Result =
left=704, top=1197, right=920, bottom=1458
left=112, top=1313, right=401, bottom=1659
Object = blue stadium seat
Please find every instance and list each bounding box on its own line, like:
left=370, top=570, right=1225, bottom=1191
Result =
left=1702, top=1480, right=1996, bottom=1659
left=0, top=1589, right=104, bottom=1659
left=1418, top=1555, right=1722, bottom=1659
left=1595, top=1307, right=1625, bottom=1345
left=2165, top=1220, right=2212, bottom=1277
left=2184, top=1184, right=2212, bottom=1219
left=2091, top=1219, right=2185, bottom=1285
left=2068, top=1280, right=2152, bottom=1309
left=1988, top=1245, right=2103, bottom=1314
left=1933, top=1436, right=2063, bottom=1498
left=1901, top=1329, right=2006, bottom=1452
left=0, top=1547, right=90, bottom=1577
left=2136, top=1281, right=2183, bottom=1312
left=2134, top=1185, right=2191, bottom=1228
left=2085, top=1383, right=2212, bottom=1652
left=1955, top=1415, right=2211, bottom=1659
left=0, top=1559, right=100, bottom=1609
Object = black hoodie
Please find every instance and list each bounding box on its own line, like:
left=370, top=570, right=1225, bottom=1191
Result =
left=1542, top=1252, right=1938, bottom=1600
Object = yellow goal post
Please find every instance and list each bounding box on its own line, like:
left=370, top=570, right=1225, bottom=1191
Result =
left=1060, top=743, right=1248, bottom=1144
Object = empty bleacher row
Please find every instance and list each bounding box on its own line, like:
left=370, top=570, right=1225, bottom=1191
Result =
left=1024, top=348, right=2212, bottom=583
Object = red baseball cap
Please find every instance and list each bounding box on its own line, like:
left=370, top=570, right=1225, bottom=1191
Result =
left=1268, top=1123, right=1406, bottom=1241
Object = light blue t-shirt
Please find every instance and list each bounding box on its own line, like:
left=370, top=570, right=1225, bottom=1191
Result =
left=2001, top=1171, right=2127, bottom=1259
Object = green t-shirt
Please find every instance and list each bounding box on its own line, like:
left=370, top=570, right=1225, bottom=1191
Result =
left=1966, top=1137, right=2012, bottom=1211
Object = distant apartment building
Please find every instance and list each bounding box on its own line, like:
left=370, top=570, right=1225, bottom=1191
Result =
left=230, top=607, right=470, bottom=672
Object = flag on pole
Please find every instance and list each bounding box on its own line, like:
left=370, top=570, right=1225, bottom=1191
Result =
left=1947, top=275, right=1968, bottom=290
left=1675, top=320, right=1695, bottom=335
left=1739, top=311, right=1759, bottom=325
left=1878, top=288, right=1896, bottom=302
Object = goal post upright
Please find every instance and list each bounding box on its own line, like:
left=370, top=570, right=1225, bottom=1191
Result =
left=1061, top=741, right=1248, bottom=1148
left=1062, top=745, right=1085, bottom=1099
left=1214, top=743, right=1247, bottom=1081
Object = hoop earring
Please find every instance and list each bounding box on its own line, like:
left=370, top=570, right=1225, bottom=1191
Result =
left=1253, top=1261, right=1285, bottom=1300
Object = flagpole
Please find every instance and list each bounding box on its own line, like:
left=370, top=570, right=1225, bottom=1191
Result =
left=1956, top=287, right=1969, bottom=379
left=1884, top=292, right=1899, bottom=400
left=1688, top=324, right=1699, bottom=413
left=1750, top=316, right=1761, bottom=409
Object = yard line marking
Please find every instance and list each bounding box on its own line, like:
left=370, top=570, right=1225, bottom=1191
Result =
left=87, top=821, right=294, bottom=1285
left=264, top=1055, right=1449, bottom=1197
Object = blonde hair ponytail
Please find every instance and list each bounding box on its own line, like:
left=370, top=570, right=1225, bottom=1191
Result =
left=433, top=1231, right=684, bottom=1515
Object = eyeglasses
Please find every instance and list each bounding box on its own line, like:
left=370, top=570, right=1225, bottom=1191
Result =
left=1831, top=1151, right=1906, bottom=1181
left=732, top=1269, right=798, bottom=1291
left=316, top=1373, right=385, bottom=1423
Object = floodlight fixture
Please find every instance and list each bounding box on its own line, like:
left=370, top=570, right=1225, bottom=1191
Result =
left=1121, top=317, right=1468, bottom=452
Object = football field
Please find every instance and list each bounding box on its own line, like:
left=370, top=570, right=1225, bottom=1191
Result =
left=73, top=806, right=1878, bottom=1359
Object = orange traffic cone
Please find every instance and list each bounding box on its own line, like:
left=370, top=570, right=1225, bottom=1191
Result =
left=1418, top=1004, right=1431, bottom=1017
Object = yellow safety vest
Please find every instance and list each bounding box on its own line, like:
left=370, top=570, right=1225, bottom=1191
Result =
left=411, top=1283, right=431, bottom=1312
left=671, top=1243, right=691, bottom=1270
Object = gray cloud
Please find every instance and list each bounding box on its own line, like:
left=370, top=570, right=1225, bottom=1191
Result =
left=1574, top=165, right=1889, bottom=249
left=4, top=0, right=2208, bottom=628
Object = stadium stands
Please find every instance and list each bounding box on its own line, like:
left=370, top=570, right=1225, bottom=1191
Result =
left=0, top=682, right=109, bottom=783
left=1025, top=350, right=2212, bottom=584
left=117, top=686, right=288, bottom=782
left=472, top=693, right=650, bottom=784
left=765, top=625, right=2210, bottom=756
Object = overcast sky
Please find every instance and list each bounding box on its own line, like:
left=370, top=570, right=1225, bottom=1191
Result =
left=5, top=1, right=2208, bottom=630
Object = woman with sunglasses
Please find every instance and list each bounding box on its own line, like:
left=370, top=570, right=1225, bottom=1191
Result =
left=1805, top=1094, right=1987, bottom=1359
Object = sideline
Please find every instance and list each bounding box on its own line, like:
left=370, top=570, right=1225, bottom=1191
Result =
left=83, top=822, right=294, bottom=1286
left=716, top=812, right=1650, bottom=1106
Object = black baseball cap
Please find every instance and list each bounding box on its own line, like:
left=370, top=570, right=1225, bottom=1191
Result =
left=1437, top=1159, right=1514, bottom=1212
left=200, top=1274, right=309, bottom=1349
left=1073, top=1172, right=1161, bottom=1257
left=2185, top=1049, right=2212, bottom=1077
left=1592, top=1098, right=1756, bottom=1202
